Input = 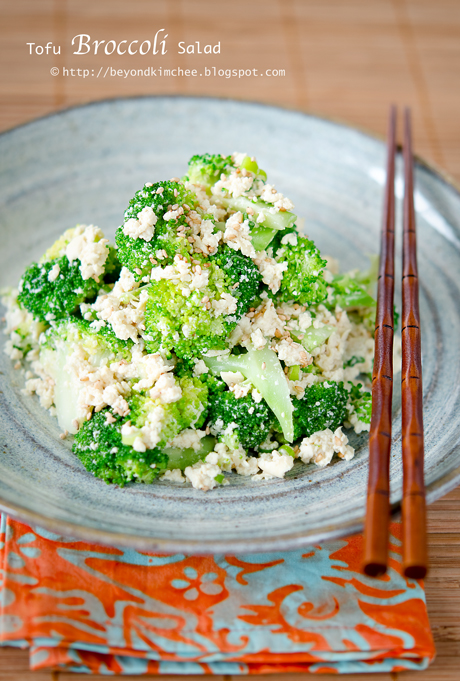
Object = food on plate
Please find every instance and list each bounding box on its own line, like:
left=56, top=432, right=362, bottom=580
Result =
left=2, top=153, right=377, bottom=491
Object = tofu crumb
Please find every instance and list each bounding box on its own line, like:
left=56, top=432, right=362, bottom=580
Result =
left=252, top=450, right=294, bottom=480
left=161, top=469, right=185, bottom=483
left=299, top=427, right=354, bottom=467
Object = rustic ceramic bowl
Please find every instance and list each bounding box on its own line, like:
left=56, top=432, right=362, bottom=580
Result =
left=1, top=97, right=460, bottom=553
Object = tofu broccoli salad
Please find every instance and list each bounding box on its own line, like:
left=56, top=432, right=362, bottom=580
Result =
left=2, top=153, right=377, bottom=491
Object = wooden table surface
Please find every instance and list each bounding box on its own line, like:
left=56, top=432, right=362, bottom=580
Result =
left=1, top=0, right=459, bottom=678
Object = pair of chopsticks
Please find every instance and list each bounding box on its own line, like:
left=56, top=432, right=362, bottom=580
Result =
left=363, top=106, right=428, bottom=580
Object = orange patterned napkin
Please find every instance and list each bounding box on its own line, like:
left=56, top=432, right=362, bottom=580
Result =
left=0, top=514, right=435, bottom=674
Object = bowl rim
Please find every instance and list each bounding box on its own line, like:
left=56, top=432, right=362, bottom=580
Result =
left=1, top=94, right=460, bottom=553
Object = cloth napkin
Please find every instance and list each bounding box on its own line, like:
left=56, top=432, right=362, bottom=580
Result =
left=0, top=514, right=435, bottom=674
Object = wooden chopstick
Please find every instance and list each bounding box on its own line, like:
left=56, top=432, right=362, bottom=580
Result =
left=362, top=105, right=396, bottom=577
left=401, top=108, right=428, bottom=579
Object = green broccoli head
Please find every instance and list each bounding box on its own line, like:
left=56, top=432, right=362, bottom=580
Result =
left=72, top=409, right=168, bottom=486
left=273, top=234, right=328, bottom=307
left=122, top=376, right=208, bottom=449
left=291, top=381, right=349, bottom=440
left=144, top=256, right=242, bottom=359
left=41, top=316, right=132, bottom=361
left=211, top=245, right=262, bottom=318
left=208, top=385, right=274, bottom=450
left=18, top=256, right=100, bottom=323
left=185, top=153, right=235, bottom=192
left=115, top=180, right=199, bottom=280
left=18, top=225, right=116, bottom=323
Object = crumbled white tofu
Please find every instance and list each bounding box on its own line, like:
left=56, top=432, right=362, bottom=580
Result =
left=276, top=339, right=311, bottom=367
left=252, top=388, right=263, bottom=403
left=193, top=359, right=209, bottom=377
left=223, top=212, right=256, bottom=258
left=213, top=170, right=254, bottom=199
left=192, top=218, right=222, bottom=255
left=163, top=206, right=184, bottom=221
left=250, top=328, right=267, bottom=350
left=149, top=372, right=182, bottom=403
left=252, top=450, right=294, bottom=480
left=207, top=442, right=259, bottom=476
left=220, top=371, right=245, bottom=386
left=169, top=428, right=206, bottom=452
left=123, top=206, right=157, bottom=242
left=230, top=382, right=251, bottom=399
left=184, top=461, right=223, bottom=491
left=281, top=232, right=298, bottom=246
left=253, top=251, right=288, bottom=294
left=231, top=151, right=248, bottom=167
left=161, top=469, right=185, bottom=483
left=258, top=184, right=294, bottom=212
left=47, top=263, right=60, bottom=282
left=299, top=427, right=354, bottom=467
left=65, top=224, right=109, bottom=282
left=212, top=292, right=238, bottom=317
left=121, top=404, right=165, bottom=451
left=345, top=410, right=371, bottom=434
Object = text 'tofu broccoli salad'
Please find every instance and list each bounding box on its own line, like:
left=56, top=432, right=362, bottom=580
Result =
left=2, top=153, right=377, bottom=491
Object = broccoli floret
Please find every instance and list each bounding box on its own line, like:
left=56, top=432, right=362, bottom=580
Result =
left=211, top=245, right=262, bottom=317
left=348, top=383, right=372, bottom=426
left=203, top=347, right=294, bottom=442
left=186, top=153, right=235, bottom=191
left=121, top=376, right=208, bottom=449
left=143, top=256, right=243, bottom=359
left=73, top=409, right=168, bottom=486
left=115, top=180, right=199, bottom=280
left=18, top=257, right=100, bottom=323
left=291, top=382, right=349, bottom=440
left=272, top=234, right=328, bottom=306
left=209, top=387, right=274, bottom=450
left=18, top=226, right=116, bottom=323
left=186, top=153, right=297, bottom=236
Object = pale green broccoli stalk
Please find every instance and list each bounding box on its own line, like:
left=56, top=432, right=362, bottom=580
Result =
left=73, top=409, right=168, bottom=486
left=272, top=234, right=328, bottom=306
left=115, top=180, right=199, bottom=280
left=39, top=318, right=132, bottom=434
left=291, top=382, right=350, bottom=441
left=208, top=385, right=275, bottom=449
left=291, top=325, right=335, bottom=353
left=163, top=435, right=216, bottom=470
left=203, top=347, right=294, bottom=442
left=121, top=376, right=208, bottom=449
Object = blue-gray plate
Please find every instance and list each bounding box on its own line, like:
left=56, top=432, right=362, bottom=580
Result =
left=1, top=97, right=459, bottom=553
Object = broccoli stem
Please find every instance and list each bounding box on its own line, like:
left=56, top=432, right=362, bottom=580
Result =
left=249, top=224, right=278, bottom=251
left=220, top=196, right=297, bottom=232
left=162, top=435, right=216, bottom=470
left=203, top=347, right=294, bottom=442
left=291, top=325, right=335, bottom=352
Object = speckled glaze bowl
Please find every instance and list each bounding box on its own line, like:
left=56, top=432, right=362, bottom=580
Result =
left=1, top=97, right=460, bottom=553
